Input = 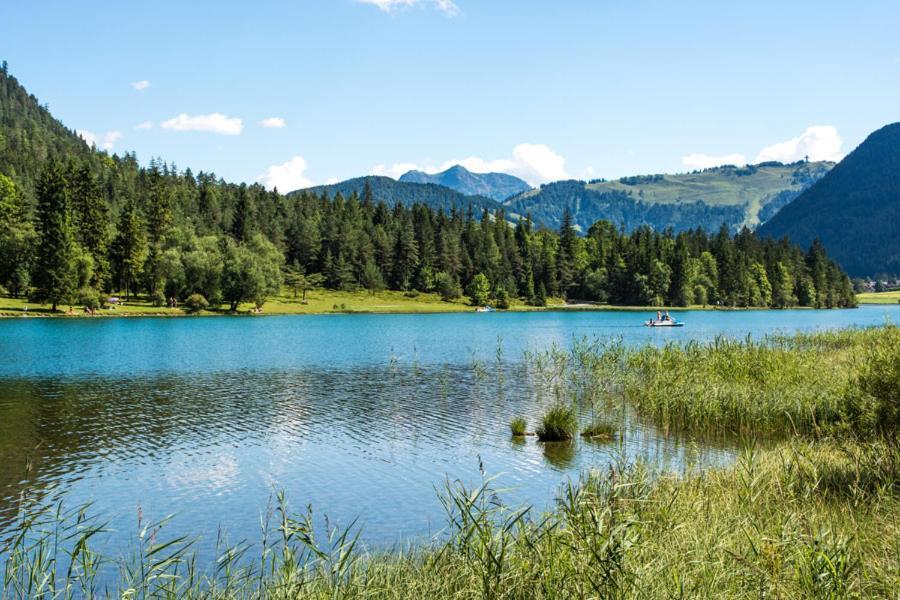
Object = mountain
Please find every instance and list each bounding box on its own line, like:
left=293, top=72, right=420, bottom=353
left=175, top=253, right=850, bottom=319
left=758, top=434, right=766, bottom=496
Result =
left=504, top=162, right=832, bottom=234
left=295, top=175, right=501, bottom=214
left=757, top=123, right=900, bottom=277
left=0, top=65, right=97, bottom=195
left=399, top=165, right=531, bottom=201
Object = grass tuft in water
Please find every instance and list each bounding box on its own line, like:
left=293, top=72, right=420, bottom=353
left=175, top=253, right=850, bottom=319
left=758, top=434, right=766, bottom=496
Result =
left=536, top=404, right=578, bottom=441
left=509, top=416, right=527, bottom=436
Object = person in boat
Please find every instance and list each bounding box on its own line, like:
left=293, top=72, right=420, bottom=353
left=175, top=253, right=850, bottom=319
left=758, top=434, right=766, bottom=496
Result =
left=664, top=310, right=671, bottom=321
left=656, top=310, right=662, bottom=321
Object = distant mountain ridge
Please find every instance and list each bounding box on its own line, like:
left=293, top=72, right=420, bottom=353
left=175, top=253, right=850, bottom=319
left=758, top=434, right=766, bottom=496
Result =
left=503, top=161, right=832, bottom=234
left=399, top=165, right=531, bottom=201
left=757, top=123, right=900, bottom=277
left=294, top=175, right=500, bottom=214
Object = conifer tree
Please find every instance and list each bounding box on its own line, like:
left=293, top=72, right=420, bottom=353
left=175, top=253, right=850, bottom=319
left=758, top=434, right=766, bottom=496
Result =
left=32, top=164, right=75, bottom=310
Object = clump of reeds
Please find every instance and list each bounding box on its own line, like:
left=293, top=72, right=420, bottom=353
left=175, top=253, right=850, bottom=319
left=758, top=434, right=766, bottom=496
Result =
left=536, top=404, right=578, bottom=441
left=509, top=416, right=527, bottom=436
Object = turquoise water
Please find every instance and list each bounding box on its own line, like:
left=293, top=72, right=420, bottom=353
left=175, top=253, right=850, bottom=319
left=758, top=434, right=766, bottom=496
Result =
left=0, top=305, right=897, bottom=558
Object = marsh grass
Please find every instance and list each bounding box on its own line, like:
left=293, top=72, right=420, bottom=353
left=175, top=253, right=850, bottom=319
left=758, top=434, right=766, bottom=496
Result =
left=3, top=440, right=896, bottom=599
left=536, top=404, right=579, bottom=441
left=508, top=416, right=527, bottom=436
left=622, top=325, right=900, bottom=436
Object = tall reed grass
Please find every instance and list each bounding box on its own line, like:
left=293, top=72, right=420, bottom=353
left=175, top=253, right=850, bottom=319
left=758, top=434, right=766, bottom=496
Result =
left=3, top=441, right=896, bottom=598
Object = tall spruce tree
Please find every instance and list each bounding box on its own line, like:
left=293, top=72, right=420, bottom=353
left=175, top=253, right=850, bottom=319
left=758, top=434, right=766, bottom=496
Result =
left=32, top=164, right=75, bottom=311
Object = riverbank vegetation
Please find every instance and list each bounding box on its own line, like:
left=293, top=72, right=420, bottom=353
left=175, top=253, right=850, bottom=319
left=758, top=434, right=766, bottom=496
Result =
left=3, top=325, right=897, bottom=598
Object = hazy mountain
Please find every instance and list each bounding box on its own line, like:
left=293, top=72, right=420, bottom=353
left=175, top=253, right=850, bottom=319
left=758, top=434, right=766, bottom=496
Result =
left=399, top=165, right=530, bottom=201
left=294, top=175, right=500, bottom=214
left=504, top=162, right=832, bottom=234
left=758, top=123, right=900, bottom=276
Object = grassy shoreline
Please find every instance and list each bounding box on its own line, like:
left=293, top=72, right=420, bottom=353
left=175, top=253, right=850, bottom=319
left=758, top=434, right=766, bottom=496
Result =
left=0, top=289, right=866, bottom=318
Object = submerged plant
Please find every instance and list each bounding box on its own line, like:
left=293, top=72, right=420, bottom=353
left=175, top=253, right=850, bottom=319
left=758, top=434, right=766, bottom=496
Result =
left=581, top=418, right=617, bottom=440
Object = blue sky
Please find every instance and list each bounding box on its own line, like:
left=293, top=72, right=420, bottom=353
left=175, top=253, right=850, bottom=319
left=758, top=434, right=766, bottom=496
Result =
left=2, top=0, right=899, bottom=191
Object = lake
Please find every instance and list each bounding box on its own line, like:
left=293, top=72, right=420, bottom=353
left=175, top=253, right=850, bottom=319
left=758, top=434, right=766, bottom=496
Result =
left=1, top=305, right=898, bottom=558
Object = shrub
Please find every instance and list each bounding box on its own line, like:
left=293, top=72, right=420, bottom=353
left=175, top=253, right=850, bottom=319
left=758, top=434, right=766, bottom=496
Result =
left=149, top=289, right=166, bottom=307
left=493, top=288, right=510, bottom=310
left=76, top=287, right=101, bottom=311
left=184, top=293, right=209, bottom=313
left=434, top=271, right=462, bottom=302
left=509, top=417, right=527, bottom=436
left=536, top=404, right=578, bottom=441
left=466, top=273, right=491, bottom=306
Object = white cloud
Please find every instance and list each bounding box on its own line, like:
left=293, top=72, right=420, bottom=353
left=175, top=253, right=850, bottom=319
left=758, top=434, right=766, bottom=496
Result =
left=160, top=113, right=243, bottom=135
left=326, top=177, right=340, bottom=185
left=754, top=125, right=843, bottom=163
left=77, top=129, right=122, bottom=151
left=131, top=80, right=150, bottom=91
left=371, top=143, right=568, bottom=186
left=134, top=120, right=153, bottom=130
left=257, top=156, right=313, bottom=192
left=371, top=162, right=428, bottom=179
left=259, top=117, right=286, bottom=128
left=681, top=153, right=747, bottom=170
left=358, top=0, right=459, bottom=15
left=681, top=125, right=845, bottom=171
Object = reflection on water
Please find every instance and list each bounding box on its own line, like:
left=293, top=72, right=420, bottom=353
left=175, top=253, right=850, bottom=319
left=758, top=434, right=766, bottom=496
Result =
left=0, top=363, right=730, bottom=555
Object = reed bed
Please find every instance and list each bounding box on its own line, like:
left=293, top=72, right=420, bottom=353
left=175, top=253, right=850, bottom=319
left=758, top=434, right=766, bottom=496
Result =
left=2, top=441, right=897, bottom=599
left=621, top=325, right=900, bottom=436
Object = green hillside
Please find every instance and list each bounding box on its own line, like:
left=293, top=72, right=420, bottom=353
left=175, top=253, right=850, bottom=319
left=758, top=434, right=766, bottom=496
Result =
left=506, top=162, right=832, bottom=233
left=758, top=123, right=900, bottom=277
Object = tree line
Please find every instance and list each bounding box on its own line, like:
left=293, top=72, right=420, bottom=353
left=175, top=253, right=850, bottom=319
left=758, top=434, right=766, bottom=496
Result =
left=0, top=157, right=856, bottom=311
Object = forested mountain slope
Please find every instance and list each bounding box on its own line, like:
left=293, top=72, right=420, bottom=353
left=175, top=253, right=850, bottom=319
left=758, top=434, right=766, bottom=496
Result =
left=505, top=162, right=832, bottom=234
left=758, top=123, right=900, bottom=277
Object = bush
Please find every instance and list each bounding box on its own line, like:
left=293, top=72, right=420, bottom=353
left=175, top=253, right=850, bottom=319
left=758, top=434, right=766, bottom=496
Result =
left=466, top=273, right=491, bottom=306
left=509, top=417, right=527, bottom=436
left=493, top=288, right=510, bottom=310
left=434, top=271, right=462, bottom=302
left=184, top=293, right=209, bottom=313
left=76, top=287, right=101, bottom=311
left=149, top=289, right=166, bottom=307
left=536, top=404, right=578, bottom=441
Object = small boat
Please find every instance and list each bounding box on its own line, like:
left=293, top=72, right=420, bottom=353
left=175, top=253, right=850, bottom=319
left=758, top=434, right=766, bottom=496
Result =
left=476, top=306, right=495, bottom=313
left=645, top=318, right=683, bottom=327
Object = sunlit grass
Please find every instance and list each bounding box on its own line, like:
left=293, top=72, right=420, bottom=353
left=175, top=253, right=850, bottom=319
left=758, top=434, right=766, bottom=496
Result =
left=3, top=440, right=896, bottom=598
left=856, top=290, right=900, bottom=304
left=536, top=404, right=579, bottom=441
